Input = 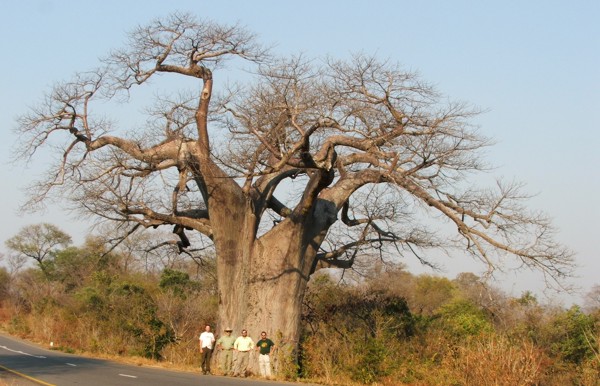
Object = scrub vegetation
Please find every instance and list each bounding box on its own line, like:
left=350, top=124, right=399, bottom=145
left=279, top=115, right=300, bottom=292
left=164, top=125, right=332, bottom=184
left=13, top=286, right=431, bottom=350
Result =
left=1, top=225, right=598, bottom=385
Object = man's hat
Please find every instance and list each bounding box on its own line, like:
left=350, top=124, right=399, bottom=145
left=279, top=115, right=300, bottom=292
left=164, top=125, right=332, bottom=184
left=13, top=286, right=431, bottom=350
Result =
left=225, top=327, right=233, bottom=331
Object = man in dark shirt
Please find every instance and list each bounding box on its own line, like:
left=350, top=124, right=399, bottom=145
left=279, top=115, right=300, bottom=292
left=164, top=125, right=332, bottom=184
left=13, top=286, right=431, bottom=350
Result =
left=256, top=331, right=275, bottom=379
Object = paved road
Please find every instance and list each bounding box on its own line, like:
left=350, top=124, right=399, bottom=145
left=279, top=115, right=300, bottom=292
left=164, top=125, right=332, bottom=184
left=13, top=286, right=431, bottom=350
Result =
left=0, top=333, right=296, bottom=386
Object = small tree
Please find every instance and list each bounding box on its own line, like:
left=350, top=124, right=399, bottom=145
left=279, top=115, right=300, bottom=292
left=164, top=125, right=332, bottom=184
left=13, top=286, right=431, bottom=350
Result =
left=583, top=285, right=600, bottom=313
left=412, top=275, right=455, bottom=315
left=5, top=223, right=72, bottom=277
left=0, top=267, right=10, bottom=302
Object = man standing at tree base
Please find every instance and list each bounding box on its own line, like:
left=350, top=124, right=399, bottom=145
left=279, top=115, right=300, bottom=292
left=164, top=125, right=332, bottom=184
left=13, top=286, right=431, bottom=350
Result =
left=256, top=331, right=275, bottom=379
left=233, top=329, right=254, bottom=377
left=216, top=327, right=236, bottom=375
left=199, top=325, right=215, bottom=375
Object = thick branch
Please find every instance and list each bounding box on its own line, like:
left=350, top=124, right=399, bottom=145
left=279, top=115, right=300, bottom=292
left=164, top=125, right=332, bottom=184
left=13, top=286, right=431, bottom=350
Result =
left=121, top=205, right=213, bottom=239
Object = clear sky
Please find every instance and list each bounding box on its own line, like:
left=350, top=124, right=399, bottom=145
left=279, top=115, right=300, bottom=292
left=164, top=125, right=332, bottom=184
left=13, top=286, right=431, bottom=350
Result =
left=1, top=0, right=598, bottom=305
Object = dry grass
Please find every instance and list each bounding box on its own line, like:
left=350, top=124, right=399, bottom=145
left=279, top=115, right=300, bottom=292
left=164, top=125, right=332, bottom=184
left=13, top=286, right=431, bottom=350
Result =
left=448, top=335, right=545, bottom=386
left=0, top=370, right=40, bottom=386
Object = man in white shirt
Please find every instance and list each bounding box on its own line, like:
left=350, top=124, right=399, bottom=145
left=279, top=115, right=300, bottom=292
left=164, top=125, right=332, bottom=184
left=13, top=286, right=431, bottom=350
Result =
left=199, top=324, right=216, bottom=375
left=232, top=329, right=255, bottom=377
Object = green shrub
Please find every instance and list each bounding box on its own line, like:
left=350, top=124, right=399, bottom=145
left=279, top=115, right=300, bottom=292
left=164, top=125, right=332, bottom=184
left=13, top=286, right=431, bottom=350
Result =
left=437, top=298, right=493, bottom=338
left=349, top=337, right=391, bottom=384
left=545, top=306, right=597, bottom=364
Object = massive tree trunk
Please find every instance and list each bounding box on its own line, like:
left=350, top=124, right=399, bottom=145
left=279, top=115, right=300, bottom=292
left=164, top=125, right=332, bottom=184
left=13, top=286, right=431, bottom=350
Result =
left=214, top=197, right=332, bottom=368
left=198, top=145, right=334, bottom=348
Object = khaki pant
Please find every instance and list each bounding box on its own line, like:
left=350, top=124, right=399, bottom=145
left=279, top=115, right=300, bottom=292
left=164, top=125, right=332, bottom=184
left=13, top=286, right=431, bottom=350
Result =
left=234, top=350, right=250, bottom=376
left=220, top=349, right=234, bottom=374
left=258, top=353, right=272, bottom=378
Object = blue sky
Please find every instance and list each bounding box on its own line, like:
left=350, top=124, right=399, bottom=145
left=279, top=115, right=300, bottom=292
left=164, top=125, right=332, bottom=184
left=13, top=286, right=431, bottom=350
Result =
left=1, top=0, right=598, bottom=304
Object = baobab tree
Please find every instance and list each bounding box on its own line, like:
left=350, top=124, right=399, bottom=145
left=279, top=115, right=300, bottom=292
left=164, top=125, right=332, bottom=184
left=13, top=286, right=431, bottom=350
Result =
left=14, top=13, right=572, bottom=355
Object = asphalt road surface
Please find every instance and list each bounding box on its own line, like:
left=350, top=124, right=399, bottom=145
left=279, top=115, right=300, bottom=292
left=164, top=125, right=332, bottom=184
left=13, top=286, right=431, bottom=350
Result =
left=0, top=333, right=303, bottom=386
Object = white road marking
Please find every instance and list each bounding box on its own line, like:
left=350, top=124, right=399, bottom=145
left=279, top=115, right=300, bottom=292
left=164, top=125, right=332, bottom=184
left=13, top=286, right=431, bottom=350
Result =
left=0, top=345, right=46, bottom=359
left=66, top=363, right=77, bottom=366
left=119, top=374, right=138, bottom=378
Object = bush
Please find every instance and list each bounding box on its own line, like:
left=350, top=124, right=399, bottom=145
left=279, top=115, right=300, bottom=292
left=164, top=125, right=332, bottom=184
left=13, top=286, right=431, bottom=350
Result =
left=349, top=336, right=391, bottom=384
left=544, top=306, right=597, bottom=364
left=436, top=298, right=493, bottom=339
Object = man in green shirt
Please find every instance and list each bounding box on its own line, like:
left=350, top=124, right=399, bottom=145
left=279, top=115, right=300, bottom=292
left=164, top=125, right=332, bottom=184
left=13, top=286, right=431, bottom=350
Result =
left=216, top=327, right=236, bottom=375
left=256, top=331, right=275, bottom=379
